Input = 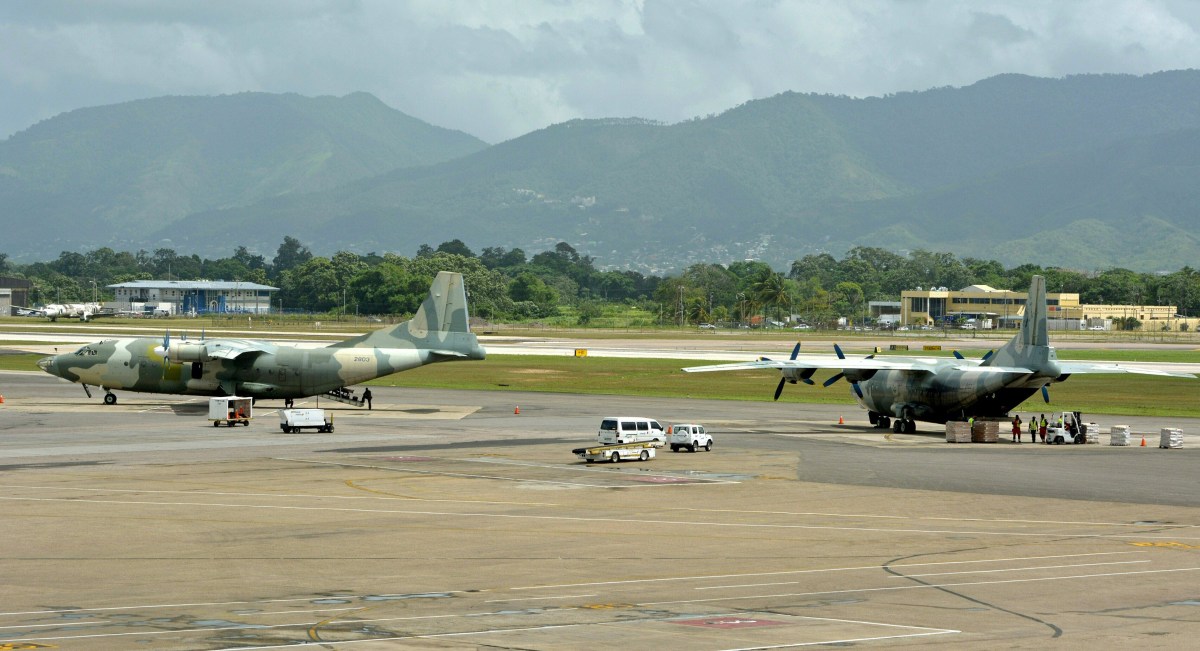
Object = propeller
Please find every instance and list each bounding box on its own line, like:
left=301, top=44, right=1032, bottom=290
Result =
left=772, top=342, right=803, bottom=401
left=823, top=343, right=865, bottom=398
left=1041, top=384, right=1050, bottom=403
left=160, top=329, right=171, bottom=378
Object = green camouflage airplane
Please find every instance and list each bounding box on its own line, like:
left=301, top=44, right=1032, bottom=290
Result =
left=685, top=275, right=1195, bottom=433
left=37, top=271, right=485, bottom=405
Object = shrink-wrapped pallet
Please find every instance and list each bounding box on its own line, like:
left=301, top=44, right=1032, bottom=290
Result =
left=1109, top=425, right=1131, bottom=446
left=1160, top=428, right=1184, bottom=449
left=945, top=421, right=972, bottom=443
left=1084, top=423, right=1100, bottom=444
left=971, top=420, right=999, bottom=443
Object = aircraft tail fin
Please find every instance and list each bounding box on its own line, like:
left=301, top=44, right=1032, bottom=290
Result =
left=331, top=271, right=485, bottom=359
left=986, top=275, right=1055, bottom=375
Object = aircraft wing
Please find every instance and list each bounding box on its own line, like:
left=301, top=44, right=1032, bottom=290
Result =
left=683, top=356, right=1033, bottom=374
left=1056, top=362, right=1196, bottom=378
left=202, top=339, right=277, bottom=360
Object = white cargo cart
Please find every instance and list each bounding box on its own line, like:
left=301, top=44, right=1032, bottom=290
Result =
left=209, top=396, right=252, bottom=427
left=279, top=408, right=334, bottom=433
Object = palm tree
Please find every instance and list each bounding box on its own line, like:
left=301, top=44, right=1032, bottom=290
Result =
left=750, top=270, right=792, bottom=321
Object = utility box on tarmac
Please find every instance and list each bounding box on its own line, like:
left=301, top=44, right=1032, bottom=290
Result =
left=209, top=396, right=252, bottom=427
left=279, top=409, right=334, bottom=433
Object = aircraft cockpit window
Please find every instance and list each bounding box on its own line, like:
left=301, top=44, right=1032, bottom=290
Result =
left=74, top=346, right=98, bottom=356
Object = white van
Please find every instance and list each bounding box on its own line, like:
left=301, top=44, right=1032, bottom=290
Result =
left=598, top=417, right=666, bottom=445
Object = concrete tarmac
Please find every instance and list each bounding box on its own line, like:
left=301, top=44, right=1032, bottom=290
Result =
left=1, top=370, right=1199, bottom=650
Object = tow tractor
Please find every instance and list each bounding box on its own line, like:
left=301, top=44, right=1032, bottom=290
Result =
left=573, top=441, right=659, bottom=463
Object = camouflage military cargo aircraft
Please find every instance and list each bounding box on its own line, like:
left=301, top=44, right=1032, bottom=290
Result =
left=37, top=271, right=485, bottom=405
left=684, top=275, right=1194, bottom=433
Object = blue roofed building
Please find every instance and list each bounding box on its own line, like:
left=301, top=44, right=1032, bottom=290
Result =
left=108, top=280, right=278, bottom=315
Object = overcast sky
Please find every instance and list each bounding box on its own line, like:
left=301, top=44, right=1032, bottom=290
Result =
left=4, top=0, right=1200, bottom=143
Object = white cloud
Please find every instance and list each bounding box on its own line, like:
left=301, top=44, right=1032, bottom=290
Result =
left=3, top=0, right=1200, bottom=142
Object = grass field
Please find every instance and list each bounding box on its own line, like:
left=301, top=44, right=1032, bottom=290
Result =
left=6, top=351, right=1197, bottom=419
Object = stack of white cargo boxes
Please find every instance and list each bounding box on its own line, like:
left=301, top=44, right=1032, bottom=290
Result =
left=971, top=420, right=999, bottom=443
left=1109, top=425, right=1131, bottom=446
left=945, top=421, right=972, bottom=443
left=1159, top=428, right=1184, bottom=449
left=1084, top=423, right=1100, bottom=444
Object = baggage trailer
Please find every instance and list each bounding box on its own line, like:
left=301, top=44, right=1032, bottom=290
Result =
left=572, top=441, right=658, bottom=463
left=279, top=408, right=334, bottom=433
left=209, top=396, right=252, bottom=427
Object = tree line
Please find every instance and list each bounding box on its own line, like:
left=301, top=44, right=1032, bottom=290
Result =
left=2, top=240, right=1197, bottom=325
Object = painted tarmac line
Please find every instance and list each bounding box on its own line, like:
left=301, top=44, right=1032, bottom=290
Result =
left=515, top=551, right=1148, bottom=591
left=684, top=506, right=1200, bottom=529
left=484, top=593, right=598, bottom=603
left=0, top=620, right=105, bottom=630
left=466, top=456, right=740, bottom=484
left=3, top=483, right=1190, bottom=531
left=4, top=494, right=1199, bottom=542
left=278, top=456, right=645, bottom=489
left=885, top=559, right=1150, bottom=578
left=719, top=630, right=959, bottom=651
left=0, top=482, right=559, bottom=507
left=641, top=565, right=1200, bottom=607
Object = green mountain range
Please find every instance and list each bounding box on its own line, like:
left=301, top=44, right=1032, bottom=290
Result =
left=0, top=92, right=486, bottom=260
left=4, top=72, right=1200, bottom=272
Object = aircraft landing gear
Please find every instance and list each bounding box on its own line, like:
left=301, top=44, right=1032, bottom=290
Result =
left=892, top=418, right=915, bottom=434
left=284, top=398, right=294, bottom=409
left=103, top=392, right=117, bottom=405
left=869, top=413, right=892, bottom=429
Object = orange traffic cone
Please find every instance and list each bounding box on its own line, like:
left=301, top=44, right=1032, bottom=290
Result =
left=1140, top=434, right=1146, bottom=447
left=838, top=415, right=844, bottom=425
left=514, top=406, right=520, bottom=415
left=0, top=394, right=4, bottom=404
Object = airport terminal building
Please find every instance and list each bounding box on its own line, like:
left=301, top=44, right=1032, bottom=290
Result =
left=901, top=284, right=1190, bottom=331
left=107, top=280, right=278, bottom=315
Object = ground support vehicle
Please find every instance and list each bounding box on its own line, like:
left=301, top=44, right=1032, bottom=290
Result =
left=573, top=441, right=658, bottom=463
left=669, top=423, right=713, bottom=452
left=209, top=396, right=252, bottom=427
left=1045, top=411, right=1095, bottom=444
left=597, top=416, right=666, bottom=445
left=279, top=408, right=334, bottom=433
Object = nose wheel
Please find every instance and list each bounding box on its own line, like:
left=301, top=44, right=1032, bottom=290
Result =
left=103, top=392, right=117, bottom=405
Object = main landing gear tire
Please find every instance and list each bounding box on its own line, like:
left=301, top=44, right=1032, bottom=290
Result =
left=103, top=393, right=117, bottom=405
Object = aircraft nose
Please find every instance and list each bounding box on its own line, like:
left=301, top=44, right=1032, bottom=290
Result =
left=37, top=356, right=55, bottom=374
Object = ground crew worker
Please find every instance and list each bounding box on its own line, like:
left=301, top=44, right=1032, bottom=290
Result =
left=1039, top=414, right=1048, bottom=442
left=1029, top=416, right=1037, bottom=443
left=362, top=387, right=373, bottom=410
left=1012, top=415, right=1021, bottom=443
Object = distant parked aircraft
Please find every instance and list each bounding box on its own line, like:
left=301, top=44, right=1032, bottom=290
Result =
left=684, top=275, right=1195, bottom=432
left=37, top=272, right=486, bottom=405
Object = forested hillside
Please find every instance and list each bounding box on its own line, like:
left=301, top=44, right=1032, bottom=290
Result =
left=5, top=72, right=1200, bottom=271
left=0, top=92, right=487, bottom=259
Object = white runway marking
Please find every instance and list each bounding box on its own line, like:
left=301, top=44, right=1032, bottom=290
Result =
left=642, top=566, right=1200, bottom=607
left=514, top=551, right=1147, bottom=591
left=3, top=494, right=1199, bottom=541
left=484, top=593, right=598, bottom=603
left=886, top=559, right=1149, bottom=578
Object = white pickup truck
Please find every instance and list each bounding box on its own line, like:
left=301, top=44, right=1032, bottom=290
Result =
left=669, top=423, right=713, bottom=452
